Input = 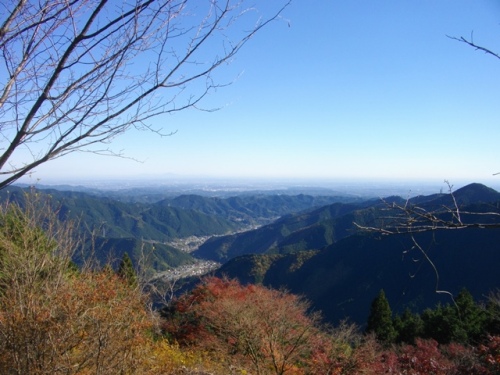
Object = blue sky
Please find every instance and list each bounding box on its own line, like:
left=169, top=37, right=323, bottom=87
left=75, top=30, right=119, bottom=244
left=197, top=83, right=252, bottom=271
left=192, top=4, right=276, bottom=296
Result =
left=27, top=1, right=500, bottom=187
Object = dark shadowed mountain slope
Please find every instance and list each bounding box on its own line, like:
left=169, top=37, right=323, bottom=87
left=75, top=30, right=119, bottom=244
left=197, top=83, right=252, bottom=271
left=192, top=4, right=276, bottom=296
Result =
left=216, top=250, right=319, bottom=285
left=408, top=183, right=500, bottom=207
left=218, top=227, right=500, bottom=327
left=193, top=198, right=409, bottom=262
left=447, top=182, right=500, bottom=204
left=215, top=184, right=500, bottom=325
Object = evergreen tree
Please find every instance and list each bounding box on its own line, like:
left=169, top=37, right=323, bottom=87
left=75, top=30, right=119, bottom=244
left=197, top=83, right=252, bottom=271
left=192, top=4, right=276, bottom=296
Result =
left=485, top=295, right=500, bottom=337
left=421, top=304, right=458, bottom=344
left=455, top=288, right=487, bottom=343
left=393, top=308, right=424, bottom=344
left=421, top=289, right=487, bottom=344
left=117, top=252, right=137, bottom=288
left=366, top=289, right=397, bottom=344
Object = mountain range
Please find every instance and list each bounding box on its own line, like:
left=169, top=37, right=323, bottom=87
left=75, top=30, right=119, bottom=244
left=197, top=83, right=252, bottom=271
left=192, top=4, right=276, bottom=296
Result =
left=4, top=182, right=500, bottom=326
left=210, top=183, right=500, bottom=325
left=0, top=185, right=359, bottom=269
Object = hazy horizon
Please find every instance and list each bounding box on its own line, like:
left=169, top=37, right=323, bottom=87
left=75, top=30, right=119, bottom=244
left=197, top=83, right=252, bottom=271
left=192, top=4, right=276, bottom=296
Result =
left=15, top=172, right=500, bottom=199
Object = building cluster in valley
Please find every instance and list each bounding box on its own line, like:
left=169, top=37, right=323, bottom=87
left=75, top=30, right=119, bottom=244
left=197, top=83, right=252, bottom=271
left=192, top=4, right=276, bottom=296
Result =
left=152, top=260, right=220, bottom=282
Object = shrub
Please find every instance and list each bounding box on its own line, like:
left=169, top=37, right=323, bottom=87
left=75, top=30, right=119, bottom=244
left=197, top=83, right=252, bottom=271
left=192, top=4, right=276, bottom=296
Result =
left=0, top=199, right=156, bottom=374
left=164, top=276, right=324, bottom=374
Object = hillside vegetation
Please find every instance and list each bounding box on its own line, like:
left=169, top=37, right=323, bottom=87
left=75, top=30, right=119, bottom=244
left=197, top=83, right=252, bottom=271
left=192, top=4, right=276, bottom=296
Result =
left=2, top=188, right=500, bottom=374
left=212, top=183, right=500, bottom=325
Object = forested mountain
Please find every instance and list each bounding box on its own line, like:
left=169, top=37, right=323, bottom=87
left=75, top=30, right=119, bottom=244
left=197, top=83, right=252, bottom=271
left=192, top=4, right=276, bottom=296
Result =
left=193, top=198, right=400, bottom=261
left=1, top=187, right=239, bottom=242
left=0, top=187, right=239, bottom=270
left=0, top=188, right=207, bottom=269
left=2, top=185, right=361, bottom=270
left=195, top=183, right=500, bottom=262
left=213, top=183, right=500, bottom=325
left=80, top=237, right=195, bottom=271
left=167, top=193, right=362, bottom=224
left=6, top=182, right=500, bottom=326
left=217, top=228, right=500, bottom=325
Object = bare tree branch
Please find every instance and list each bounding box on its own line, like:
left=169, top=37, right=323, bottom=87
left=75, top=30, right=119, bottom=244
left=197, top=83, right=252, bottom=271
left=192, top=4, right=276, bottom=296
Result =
left=0, top=0, right=291, bottom=188
left=355, top=181, right=500, bottom=301
left=447, top=32, right=500, bottom=61
left=355, top=181, right=500, bottom=235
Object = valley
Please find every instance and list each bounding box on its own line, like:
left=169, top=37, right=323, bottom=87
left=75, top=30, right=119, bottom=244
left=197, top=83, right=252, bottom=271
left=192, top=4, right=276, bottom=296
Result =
left=163, top=221, right=265, bottom=253
left=5, top=181, right=500, bottom=327
left=151, top=260, right=221, bottom=282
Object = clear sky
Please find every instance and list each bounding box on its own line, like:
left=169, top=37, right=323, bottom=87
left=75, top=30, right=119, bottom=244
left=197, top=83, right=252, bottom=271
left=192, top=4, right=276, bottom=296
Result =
left=24, top=0, right=500, bottom=188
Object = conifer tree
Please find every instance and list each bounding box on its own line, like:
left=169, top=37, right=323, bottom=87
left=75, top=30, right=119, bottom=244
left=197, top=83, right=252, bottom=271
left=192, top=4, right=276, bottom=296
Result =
left=118, top=252, right=137, bottom=288
left=421, top=304, right=456, bottom=344
left=393, top=308, right=424, bottom=344
left=421, top=289, right=487, bottom=344
left=454, top=288, right=487, bottom=343
left=366, top=289, right=397, bottom=344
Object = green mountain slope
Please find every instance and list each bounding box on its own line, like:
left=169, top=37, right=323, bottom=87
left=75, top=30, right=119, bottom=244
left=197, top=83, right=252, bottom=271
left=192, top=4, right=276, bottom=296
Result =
left=166, top=193, right=364, bottom=225
left=81, top=237, right=194, bottom=271
left=195, top=183, right=500, bottom=263
left=216, top=184, right=500, bottom=326
left=193, top=199, right=395, bottom=262
left=0, top=187, right=238, bottom=242
left=2, top=186, right=364, bottom=271
left=0, top=187, right=235, bottom=271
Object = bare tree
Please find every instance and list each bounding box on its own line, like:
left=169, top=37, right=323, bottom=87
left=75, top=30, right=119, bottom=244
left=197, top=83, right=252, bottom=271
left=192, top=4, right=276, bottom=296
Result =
left=448, top=32, right=500, bottom=61
left=0, top=0, right=290, bottom=189
left=356, top=181, right=500, bottom=298
left=365, top=29, right=500, bottom=237
left=0, top=192, right=160, bottom=374
left=357, top=182, right=500, bottom=236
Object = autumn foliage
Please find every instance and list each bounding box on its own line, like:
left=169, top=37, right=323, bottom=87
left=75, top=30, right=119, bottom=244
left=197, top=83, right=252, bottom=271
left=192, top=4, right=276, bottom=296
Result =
left=163, top=276, right=327, bottom=374
left=161, top=280, right=500, bottom=374
left=162, top=276, right=393, bottom=374
left=2, top=197, right=500, bottom=374
left=0, top=200, right=154, bottom=374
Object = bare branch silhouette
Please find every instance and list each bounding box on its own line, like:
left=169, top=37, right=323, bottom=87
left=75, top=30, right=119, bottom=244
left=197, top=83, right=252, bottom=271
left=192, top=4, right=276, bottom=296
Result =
left=0, top=0, right=290, bottom=188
